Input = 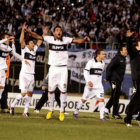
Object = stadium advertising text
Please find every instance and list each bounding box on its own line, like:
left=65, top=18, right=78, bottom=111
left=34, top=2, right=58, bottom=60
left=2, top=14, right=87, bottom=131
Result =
left=8, top=93, right=129, bottom=115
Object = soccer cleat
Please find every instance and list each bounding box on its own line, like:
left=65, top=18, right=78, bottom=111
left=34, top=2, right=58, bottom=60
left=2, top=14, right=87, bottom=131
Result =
left=124, top=117, right=132, bottom=127
left=73, top=113, right=78, bottom=119
left=34, top=109, right=40, bottom=113
left=1, top=109, right=9, bottom=113
left=100, top=118, right=107, bottom=121
left=132, top=114, right=138, bottom=119
left=104, top=112, right=110, bottom=119
left=9, top=107, right=14, bottom=115
left=112, top=114, right=122, bottom=119
left=46, top=111, right=53, bottom=120
left=22, top=112, right=29, bottom=117
left=136, top=120, right=140, bottom=126
left=126, top=123, right=132, bottom=127
left=59, top=112, right=64, bottom=121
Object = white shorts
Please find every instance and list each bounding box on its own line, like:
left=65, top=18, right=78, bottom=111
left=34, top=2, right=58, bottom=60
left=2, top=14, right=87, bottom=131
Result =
left=0, top=70, right=6, bottom=87
left=82, top=85, right=104, bottom=100
left=19, top=72, right=35, bottom=93
left=48, top=66, right=68, bottom=92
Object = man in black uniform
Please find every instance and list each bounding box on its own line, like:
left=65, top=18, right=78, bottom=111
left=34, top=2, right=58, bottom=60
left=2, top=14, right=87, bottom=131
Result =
left=124, top=30, right=140, bottom=127
left=104, top=45, right=127, bottom=119
left=34, top=75, right=61, bottom=113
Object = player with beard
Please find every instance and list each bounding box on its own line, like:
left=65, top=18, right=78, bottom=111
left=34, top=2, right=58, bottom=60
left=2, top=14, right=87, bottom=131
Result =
left=25, top=25, right=90, bottom=121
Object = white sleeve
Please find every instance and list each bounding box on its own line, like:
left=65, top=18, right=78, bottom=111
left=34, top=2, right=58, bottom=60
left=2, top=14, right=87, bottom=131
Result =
left=63, top=37, right=73, bottom=44
left=43, top=36, right=51, bottom=43
left=34, top=45, right=38, bottom=52
left=84, top=60, right=91, bottom=82
left=11, top=44, right=23, bottom=61
left=0, top=39, right=8, bottom=45
left=12, top=43, right=16, bottom=51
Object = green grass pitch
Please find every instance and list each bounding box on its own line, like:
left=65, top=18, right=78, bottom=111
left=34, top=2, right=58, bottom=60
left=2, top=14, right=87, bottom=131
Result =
left=0, top=108, right=140, bottom=140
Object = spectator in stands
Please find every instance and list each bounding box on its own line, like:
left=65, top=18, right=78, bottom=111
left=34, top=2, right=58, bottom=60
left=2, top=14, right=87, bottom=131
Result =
left=0, top=0, right=139, bottom=47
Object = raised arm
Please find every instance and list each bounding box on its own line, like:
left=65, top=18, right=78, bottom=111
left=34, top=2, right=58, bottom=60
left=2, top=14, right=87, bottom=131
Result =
left=26, top=29, right=43, bottom=40
left=0, top=36, right=14, bottom=45
left=25, top=26, right=49, bottom=40
left=126, top=30, right=135, bottom=58
left=20, top=23, right=27, bottom=49
left=11, top=40, right=30, bottom=65
left=37, top=40, right=43, bottom=47
left=11, top=40, right=23, bottom=61
left=72, top=36, right=90, bottom=44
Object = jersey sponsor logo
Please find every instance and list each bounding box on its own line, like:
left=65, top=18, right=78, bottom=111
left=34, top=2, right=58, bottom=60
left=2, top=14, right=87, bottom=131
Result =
left=0, top=50, right=10, bottom=58
left=90, top=68, right=102, bottom=75
left=49, top=43, right=67, bottom=51
left=24, top=52, right=36, bottom=61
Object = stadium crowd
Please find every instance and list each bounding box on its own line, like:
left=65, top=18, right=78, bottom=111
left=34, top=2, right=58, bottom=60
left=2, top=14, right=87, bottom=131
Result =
left=0, top=0, right=139, bottom=47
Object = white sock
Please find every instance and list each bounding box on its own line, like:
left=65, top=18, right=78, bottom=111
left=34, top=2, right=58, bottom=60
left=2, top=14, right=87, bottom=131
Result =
left=24, top=96, right=32, bottom=114
left=48, top=93, right=55, bottom=112
left=60, top=93, right=67, bottom=113
left=0, top=89, right=4, bottom=99
left=98, top=102, right=105, bottom=119
left=11, top=94, right=23, bottom=108
left=74, top=100, right=83, bottom=114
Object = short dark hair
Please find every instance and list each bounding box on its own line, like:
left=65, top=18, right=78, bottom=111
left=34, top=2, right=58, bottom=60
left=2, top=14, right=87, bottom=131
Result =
left=118, top=44, right=126, bottom=52
left=45, top=22, right=52, bottom=29
left=26, top=39, right=34, bottom=45
left=0, top=33, right=9, bottom=39
left=53, top=25, right=62, bottom=32
left=95, top=48, right=104, bottom=57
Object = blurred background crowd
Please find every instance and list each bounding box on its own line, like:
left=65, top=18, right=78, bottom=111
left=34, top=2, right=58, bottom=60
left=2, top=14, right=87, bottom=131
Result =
left=0, top=0, right=140, bottom=47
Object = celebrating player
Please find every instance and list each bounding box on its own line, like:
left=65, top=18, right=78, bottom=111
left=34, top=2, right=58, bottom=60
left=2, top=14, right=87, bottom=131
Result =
left=0, top=34, right=25, bottom=105
left=26, top=25, right=90, bottom=121
left=9, top=23, right=42, bottom=116
left=73, top=48, right=106, bottom=121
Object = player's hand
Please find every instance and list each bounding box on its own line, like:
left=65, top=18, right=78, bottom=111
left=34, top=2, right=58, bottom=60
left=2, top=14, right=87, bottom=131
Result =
left=8, top=36, right=15, bottom=40
left=84, top=36, right=90, bottom=42
left=88, top=81, right=93, bottom=87
left=42, top=86, right=46, bottom=91
left=22, top=22, right=28, bottom=32
left=24, top=60, right=31, bottom=66
left=11, top=39, right=15, bottom=43
left=43, top=26, right=49, bottom=36
left=126, top=30, right=134, bottom=37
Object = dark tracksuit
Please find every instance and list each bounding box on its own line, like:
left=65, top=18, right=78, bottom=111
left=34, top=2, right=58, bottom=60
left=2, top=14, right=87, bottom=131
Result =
left=35, top=76, right=60, bottom=110
left=105, top=53, right=126, bottom=115
left=125, top=37, right=140, bottom=123
left=1, top=79, right=9, bottom=110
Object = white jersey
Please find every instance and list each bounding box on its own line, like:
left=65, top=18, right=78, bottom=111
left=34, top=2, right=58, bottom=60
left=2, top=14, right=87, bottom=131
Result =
left=84, top=58, right=105, bottom=88
left=0, top=39, right=12, bottom=70
left=43, top=36, right=73, bottom=66
left=20, top=45, right=38, bottom=74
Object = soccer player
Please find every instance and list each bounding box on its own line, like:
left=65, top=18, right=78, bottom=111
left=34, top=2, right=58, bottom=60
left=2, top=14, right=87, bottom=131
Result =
left=124, top=30, right=140, bottom=127
left=26, top=25, right=90, bottom=121
left=104, top=45, right=127, bottom=119
left=0, top=34, right=24, bottom=105
left=9, top=23, right=42, bottom=116
left=73, top=48, right=106, bottom=121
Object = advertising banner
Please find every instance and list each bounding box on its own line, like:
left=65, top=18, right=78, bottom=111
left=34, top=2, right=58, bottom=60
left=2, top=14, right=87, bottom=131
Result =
left=8, top=93, right=129, bottom=115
